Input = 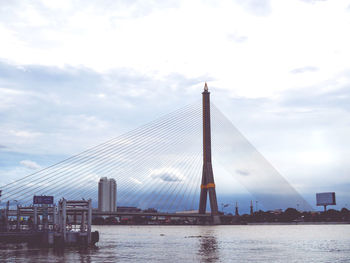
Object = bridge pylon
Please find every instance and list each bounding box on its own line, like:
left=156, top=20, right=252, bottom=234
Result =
left=198, top=83, right=220, bottom=224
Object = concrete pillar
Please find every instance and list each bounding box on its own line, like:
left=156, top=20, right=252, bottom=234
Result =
left=198, top=83, right=219, bottom=223
left=53, top=205, right=57, bottom=230
left=43, top=205, right=48, bottom=231
left=81, top=211, right=85, bottom=232
left=34, top=206, right=38, bottom=230
left=62, top=199, right=66, bottom=242
left=87, top=199, right=92, bottom=245
left=16, top=205, right=20, bottom=231
left=4, top=208, right=8, bottom=232
left=212, top=215, right=221, bottom=225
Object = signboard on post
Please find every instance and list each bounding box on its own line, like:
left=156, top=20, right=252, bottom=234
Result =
left=33, top=195, right=54, bottom=205
left=316, top=192, right=336, bottom=206
left=316, top=192, right=336, bottom=212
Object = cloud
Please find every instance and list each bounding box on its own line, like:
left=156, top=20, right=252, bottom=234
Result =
left=279, top=76, right=350, bottom=111
left=0, top=60, right=205, bottom=155
left=211, top=69, right=350, bottom=200
left=234, top=0, right=271, bottom=16
left=236, top=169, right=250, bottom=176
left=290, top=66, right=319, bottom=74
left=0, top=145, right=6, bottom=149
left=150, top=168, right=183, bottom=182
left=20, top=160, right=41, bottom=170
left=227, top=33, right=248, bottom=43
left=0, top=0, right=180, bottom=28
left=299, top=0, right=328, bottom=4
left=130, top=177, right=142, bottom=185
left=9, top=130, right=42, bottom=139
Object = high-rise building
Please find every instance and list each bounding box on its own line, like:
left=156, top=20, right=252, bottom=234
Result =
left=98, top=177, right=117, bottom=212
left=109, top=178, right=116, bottom=212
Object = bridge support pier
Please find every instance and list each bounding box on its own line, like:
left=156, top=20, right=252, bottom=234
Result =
left=212, top=215, right=221, bottom=225
left=198, top=83, right=220, bottom=224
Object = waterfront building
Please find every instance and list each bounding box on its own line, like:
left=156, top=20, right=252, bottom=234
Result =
left=98, top=177, right=117, bottom=212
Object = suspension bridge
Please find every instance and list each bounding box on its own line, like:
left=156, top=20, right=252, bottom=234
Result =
left=0, top=83, right=312, bottom=223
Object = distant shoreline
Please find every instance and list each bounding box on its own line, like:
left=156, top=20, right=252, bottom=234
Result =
left=92, top=221, right=350, bottom=226
left=247, top=222, right=350, bottom=225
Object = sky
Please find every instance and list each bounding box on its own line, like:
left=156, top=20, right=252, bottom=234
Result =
left=1, top=0, right=350, bottom=210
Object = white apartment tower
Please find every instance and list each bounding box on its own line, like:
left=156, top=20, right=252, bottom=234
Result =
left=98, top=177, right=117, bottom=212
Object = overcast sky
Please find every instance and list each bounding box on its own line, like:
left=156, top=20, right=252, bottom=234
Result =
left=1, top=0, right=350, bottom=209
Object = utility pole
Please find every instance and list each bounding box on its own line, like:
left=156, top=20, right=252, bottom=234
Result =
left=235, top=202, right=239, bottom=216
left=250, top=200, right=254, bottom=215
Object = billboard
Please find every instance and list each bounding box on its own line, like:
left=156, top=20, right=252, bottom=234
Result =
left=316, top=192, right=336, bottom=206
left=33, top=195, right=54, bottom=205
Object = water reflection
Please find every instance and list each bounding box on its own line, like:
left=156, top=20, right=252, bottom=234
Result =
left=54, top=247, right=96, bottom=263
left=197, top=230, right=219, bottom=263
left=0, top=245, right=98, bottom=263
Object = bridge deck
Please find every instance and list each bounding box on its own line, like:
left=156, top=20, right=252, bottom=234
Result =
left=7, top=210, right=212, bottom=218
left=93, top=212, right=212, bottom=218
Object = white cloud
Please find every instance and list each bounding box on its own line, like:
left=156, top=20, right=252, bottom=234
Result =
left=0, top=0, right=348, bottom=98
left=20, top=160, right=41, bottom=170
left=227, top=33, right=248, bottom=43
left=234, top=0, right=271, bottom=16
left=130, top=177, right=142, bottom=185
left=290, top=66, right=319, bottom=74
left=10, top=130, right=42, bottom=139
left=150, top=168, right=184, bottom=182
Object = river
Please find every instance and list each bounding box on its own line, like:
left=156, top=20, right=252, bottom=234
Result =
left=1, top=225, right=350, bottom=262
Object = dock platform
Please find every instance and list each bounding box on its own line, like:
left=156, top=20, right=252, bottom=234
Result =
left=0, top=199, right=99, bottom=247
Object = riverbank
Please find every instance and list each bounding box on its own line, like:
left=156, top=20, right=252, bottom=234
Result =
left=247, top=221, right=350, bottom=225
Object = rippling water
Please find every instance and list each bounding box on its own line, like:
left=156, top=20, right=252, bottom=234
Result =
left=1, top=225, right=350, bottom=262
